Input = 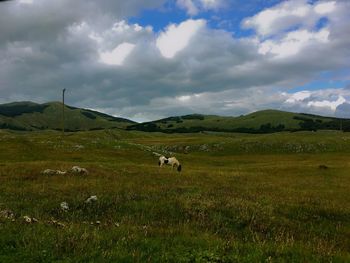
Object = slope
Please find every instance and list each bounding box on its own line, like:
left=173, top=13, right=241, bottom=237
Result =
left=0, top=101, right=135, bottom=131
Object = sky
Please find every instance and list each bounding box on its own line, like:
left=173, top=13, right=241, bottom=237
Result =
left=0, top=0, right=350, bottom=122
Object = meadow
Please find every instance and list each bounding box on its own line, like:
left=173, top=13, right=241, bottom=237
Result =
left=0, top=129, right=349, bottom=262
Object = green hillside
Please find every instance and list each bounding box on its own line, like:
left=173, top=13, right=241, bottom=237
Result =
left=128, top=109, right=350, bottom=133
left=2, top=102, right=349, bottom=133
left=0, top=101, right=135, bottom=131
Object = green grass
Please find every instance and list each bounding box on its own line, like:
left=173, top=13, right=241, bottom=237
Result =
left=0, top=101, right=135, bottom=131
left=128, top=110, right=349, bottom=133
left=0, top=129, right=349, bottom=262
left=2, top=102, right=349, bottom=134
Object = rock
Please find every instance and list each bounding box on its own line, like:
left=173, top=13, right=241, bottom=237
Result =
left=70, top=166, right=88, bottom=175
left=74, top=145, right=85, bottom=150
left=85, top=195, right=98, bottom=203
left=44, top=166, right=89, bottom=176
left=42, top=169, right=66, bottom=176
left=199, top=144, right=209, bottom=151
left=23, top=215, right=32, bottom=223
left=48, top=219, right=66, bottom=228
left=0, top=209, right=15, bottom=219
left=60, top=202, right=69, bottom=211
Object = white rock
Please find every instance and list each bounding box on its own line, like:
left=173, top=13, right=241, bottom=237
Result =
left=74, top=144, right=85, bottom=149
left=42, top=169, right=66, bottom=176
left=70, top=166, right=88, bottom=175
left=85, top=195, right=98, bottom=203
left=42, top=169, right=57, bottom=175
left=0, top=209, right=15, bottom=219
left=23, top=215, right=32, bottom=223
left=60, top=202, right=69, bottom=211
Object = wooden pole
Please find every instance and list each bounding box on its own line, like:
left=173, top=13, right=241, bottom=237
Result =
left=62, top=88, right=66, bottom=136
left=340, top=119, right=343, bottom=132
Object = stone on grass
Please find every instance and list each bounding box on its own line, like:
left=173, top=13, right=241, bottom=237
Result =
left=70, top=166, right=89, bottom=175
left=48, top=219, right=66, bottom=228
left=42, top=169, right=66, bottom=176
left=23, top=215, right=32, bottom=223
left=0, top=209, right=15, bottom=219
left=85, top=195, right=98, bottom=204
left=60, top=202, right=69, bottom=211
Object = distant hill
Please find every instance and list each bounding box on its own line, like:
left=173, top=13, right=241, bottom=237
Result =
left=127, top=110, right=350, bottom=133
left=0, top=101, right=135, bottom=131
left=2, top=102, right=349, bottom=133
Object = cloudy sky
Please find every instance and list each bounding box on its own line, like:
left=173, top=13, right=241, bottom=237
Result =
left=0, top=0, right=350, bottom=122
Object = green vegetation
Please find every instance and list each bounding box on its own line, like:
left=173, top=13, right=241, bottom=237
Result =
left=128, top=110, right=350, bottom=133
left=0, top=101, right=135, bottom=131
left=0, top=129, right=349, bottom=262
left=2, top=102, right=350, bottom=134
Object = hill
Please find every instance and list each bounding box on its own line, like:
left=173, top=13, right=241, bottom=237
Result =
left=127, top=109, right=350, bottom=133
left=2, top=102, right=349, bottom=133
left=0, top=101, right=135, bottom=131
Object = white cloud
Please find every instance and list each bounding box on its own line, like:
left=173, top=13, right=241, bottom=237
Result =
left=314, top=1, right=336, bottom=15
left=259, top=28, right=330, bottom=58
left=243, top=0, right=337, bottom=37
left=112, top=20, right=131, bottom=33
left=99, top=42, right=135, bottom=66
left=285, top=90, right=311, bottom=103
left=282, top=88, right=350, bottom=116
left=88, top=32, right=103, bottom=43
left=176, top=0, right=223, bottom=15
left=177, top=95, right=192, bottom=102
left=200, top=0, right=222, bottom=10
left=243, top=0, right=310, bottom=36
left=156, top=19, right=205, bottom=58
left=18, top=0, right=34, bottom=4
left=307, top=95, right=346, bottom=111
left=176, top=0, right=199, bottom=15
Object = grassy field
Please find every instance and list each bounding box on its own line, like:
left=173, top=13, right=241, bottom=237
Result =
left=0, top=129, right=349, bottom=262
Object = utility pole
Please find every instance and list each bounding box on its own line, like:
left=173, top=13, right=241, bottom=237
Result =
left=340, top=119, right=343, bottom=132
left=62, top=88, right=66, bottom=136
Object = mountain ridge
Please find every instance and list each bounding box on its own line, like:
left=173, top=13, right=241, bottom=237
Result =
left=0, top=101, right=135, bottom=131
left=127, top=109, right=350, bottom=133
left=1, top=101, right=350, bottom=133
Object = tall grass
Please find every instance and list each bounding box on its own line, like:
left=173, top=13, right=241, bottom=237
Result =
left=0, top=130, right=349, bottom=262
